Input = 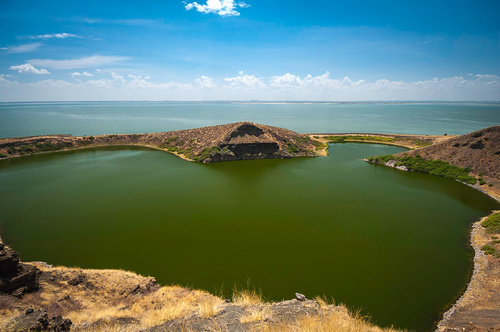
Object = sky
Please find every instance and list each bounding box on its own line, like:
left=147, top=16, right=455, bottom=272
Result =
left=0, top=0, right=499, bottom=101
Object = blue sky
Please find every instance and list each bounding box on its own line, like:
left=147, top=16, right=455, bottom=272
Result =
left=0, top=0, right=499, bottom=101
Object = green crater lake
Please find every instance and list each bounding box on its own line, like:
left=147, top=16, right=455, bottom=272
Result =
left=0, top=143, right=498, bottom=331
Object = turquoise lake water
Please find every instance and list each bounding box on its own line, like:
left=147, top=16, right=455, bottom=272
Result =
left=0, top=102, right=499, bottom=138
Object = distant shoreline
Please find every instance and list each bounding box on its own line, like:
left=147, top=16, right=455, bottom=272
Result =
left=1, top=100, right=500, bottom=105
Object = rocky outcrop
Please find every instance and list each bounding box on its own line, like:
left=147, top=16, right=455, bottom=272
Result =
left=3, top=310, right=72, bottom=332
left=0, top=242, right=39, bottom=297
left=0, top=122, right=321, bottom=163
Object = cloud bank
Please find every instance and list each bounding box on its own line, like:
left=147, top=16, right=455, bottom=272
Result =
left=0, top=71, right=498, bottom=101
left=184, top=0, right=250, bottom=16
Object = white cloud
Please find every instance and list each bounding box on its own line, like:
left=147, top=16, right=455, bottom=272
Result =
left=7, top=42, right=43, bottom=54
left=9, top=63, right=50, bottom=75
left=31, top=33, right=81, bottom=39
left=195, top=75, right=216, bottom=88
left=184, top=0, right=250, bottom=16
left=28, top=55, right=129, bottom=69
left=71, top=71, right=93, bottom=77
left=0, top=72, right=499, bottom=101
left=224, top=71, right=265, bottom=89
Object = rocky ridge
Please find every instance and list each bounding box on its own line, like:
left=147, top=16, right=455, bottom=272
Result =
left=0, top=122, right=322, bottom=163
left=401, top=125, right=500, bottom=178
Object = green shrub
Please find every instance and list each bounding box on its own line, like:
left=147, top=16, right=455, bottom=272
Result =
left=34, top=141, right=68, bottom=152
left=326, top=135, right=394, bottom=143
left=481, top=213, right=500, bottom=234
left=18, top=145, right=34, bottom=154
left=481, top=244, right=497, bottom=256
left=489, top=184, right=493, bottom=187
left=88, top=136, right=95, bottom=140
left=194, top=146, right=221, bottom=161
left=367, top=154, right=477, bottom=185
left=294, top=136, right=311, bottom=143
left=0, top=153, right=7, bottom=158
left=286, top=143, right=299, bottom=154
left=311, top=140, right=327, bottom=150
left=162, top=136, right=179, bottom=147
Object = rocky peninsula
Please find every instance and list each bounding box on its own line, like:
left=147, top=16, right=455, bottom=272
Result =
left=0, top=122, right=326, bottom=163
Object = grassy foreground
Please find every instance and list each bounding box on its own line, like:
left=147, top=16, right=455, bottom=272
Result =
left=0, top=263, right=404, bottom=332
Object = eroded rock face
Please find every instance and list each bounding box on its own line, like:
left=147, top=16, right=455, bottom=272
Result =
left=4, top=310, right=72, bottom=332
left=0, top=242, right=39, bottom=297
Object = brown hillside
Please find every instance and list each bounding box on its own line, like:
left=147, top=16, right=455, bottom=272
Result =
left=0, top=122, right=321, bottom=163
left=401, top=126, right=500, bottom=178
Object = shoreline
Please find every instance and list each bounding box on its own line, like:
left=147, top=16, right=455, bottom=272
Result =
left=365, top=158, right=500, bottom=331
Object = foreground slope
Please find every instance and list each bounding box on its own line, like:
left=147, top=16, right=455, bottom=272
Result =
left=0, top=243, right=403, bottom=332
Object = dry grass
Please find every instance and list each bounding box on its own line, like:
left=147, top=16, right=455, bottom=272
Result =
left=232, top=287, right=264, bottom=306
left=240, top=306, right=272, bottom=324
left=0, top=264, right=404, bottom=332
left=260, top=304, right=403, bottom=332
left=198, top=295, right=224, bottom=318
left=0, top=264, right=224, bottom=331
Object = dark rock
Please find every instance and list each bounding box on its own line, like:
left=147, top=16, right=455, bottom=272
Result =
left=1, top=263, right=39, bottom=297
left=0, top=245, right=20, bottom=273
left=4, top=310, right=49, bottom=331
left=48, top=315, right=72, bottom=331
left=295, top=292, right=307, bottom=301
left=0, top=242, right=39, bottom=297
left=469, top=140, right=485, bottom=149
left=25, top=308, right=34, bottom=315
left=67, top=272, right=86, bottom=286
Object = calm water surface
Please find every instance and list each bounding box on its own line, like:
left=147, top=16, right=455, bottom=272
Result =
left=0, top=143, right=498, bottom=331
left=0, top=102, right=499, bottom=138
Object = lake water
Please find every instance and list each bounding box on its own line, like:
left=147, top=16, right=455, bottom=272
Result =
left=0, top=143, right=498, bottom=331
left=0, top=102, right=499, bottom=138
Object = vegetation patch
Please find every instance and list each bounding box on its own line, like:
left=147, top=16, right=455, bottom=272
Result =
left=366, top=154, right=477, bottom=185
left=0, top=153, right=6, bottom=158
left=194, top=146, right=221, bottom=162
left=325, top=135, right=395, bottom=143
left=286, top=143, right=299, bottom=154
left=34, top=141, right=72, bottom=152
left=481, top=244, right=500, bottom=257
left=311, top=140, right=327, bottom=151
left=481, top=212, right=500, bottom=234
left=161, top=136, right=179, bottom=147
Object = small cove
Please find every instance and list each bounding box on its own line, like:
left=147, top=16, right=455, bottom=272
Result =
left=0, top=143, right=498, bottom=331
